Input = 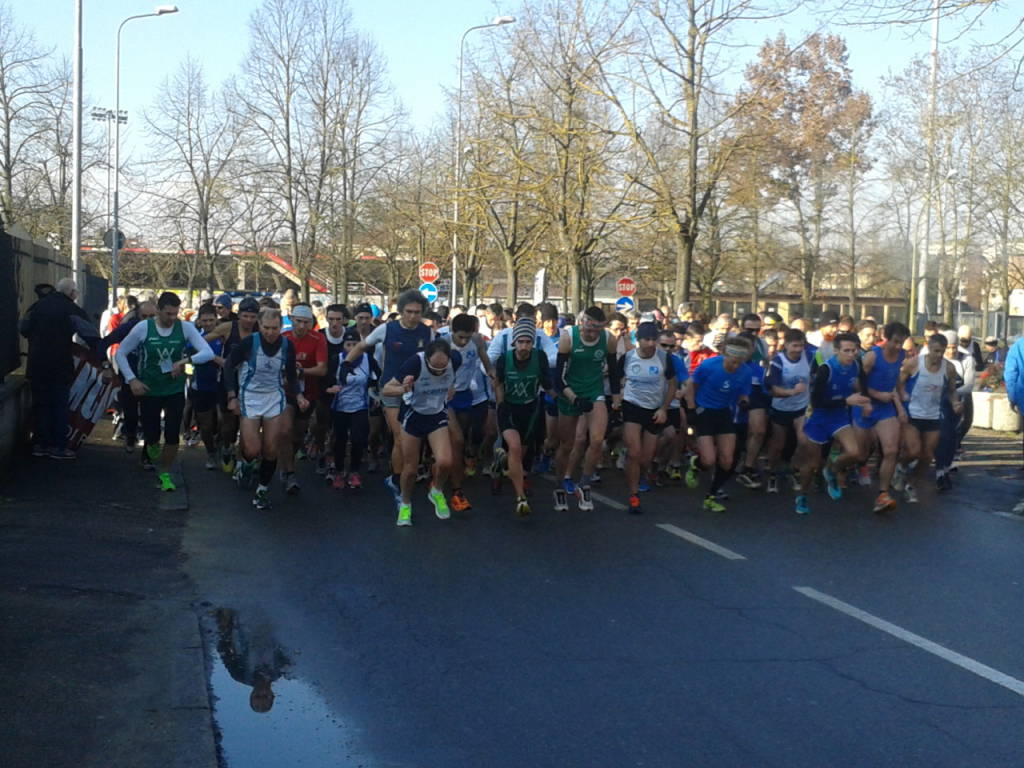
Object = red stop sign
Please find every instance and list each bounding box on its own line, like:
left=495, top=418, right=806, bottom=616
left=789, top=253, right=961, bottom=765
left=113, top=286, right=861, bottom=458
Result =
left=617, top=277, right=636, bottom=297
left=419, top=262, right=440, bottom=282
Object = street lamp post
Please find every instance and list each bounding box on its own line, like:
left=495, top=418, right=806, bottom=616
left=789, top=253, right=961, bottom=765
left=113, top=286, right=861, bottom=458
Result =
left=111, top=5, right=179, bottom=306
left=90, top=108, right=127, bottom=234
left=452, top=15, right=515, bottom=308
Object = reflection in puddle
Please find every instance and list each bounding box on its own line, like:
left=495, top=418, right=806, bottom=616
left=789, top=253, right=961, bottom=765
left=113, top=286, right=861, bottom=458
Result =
left=210, top=608, right=362, bottom=767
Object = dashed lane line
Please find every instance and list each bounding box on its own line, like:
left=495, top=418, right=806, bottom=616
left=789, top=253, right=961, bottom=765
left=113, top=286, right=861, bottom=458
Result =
left=794, top=586, right=1024, bottom=698
left=655, top=523, right=748, bottom=561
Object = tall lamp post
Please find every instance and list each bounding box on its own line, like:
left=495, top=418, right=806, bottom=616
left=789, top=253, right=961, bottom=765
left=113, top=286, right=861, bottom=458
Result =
left=111, top=5, right=179, bottom=306
left=452, top=15, right=515, bottom=308
left=90, top=108, right=127, bottom=233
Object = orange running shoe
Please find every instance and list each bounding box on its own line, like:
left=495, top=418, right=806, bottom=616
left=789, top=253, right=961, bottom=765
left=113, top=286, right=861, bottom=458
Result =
left=872, top=491, right=897, bottom=514
left=451, top=489, right=472, bottom=512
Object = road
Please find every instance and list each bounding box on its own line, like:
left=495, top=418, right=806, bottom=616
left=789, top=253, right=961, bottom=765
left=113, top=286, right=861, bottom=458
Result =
left=181, top=431, right=1024, bottom=768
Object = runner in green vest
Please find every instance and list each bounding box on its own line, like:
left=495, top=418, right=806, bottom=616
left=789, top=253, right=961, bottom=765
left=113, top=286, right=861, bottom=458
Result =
left=553, top=307, right=623, bottom=512
left=115, top=292, right=213, bottom=491
left=494, top=319, right=556, bottom=518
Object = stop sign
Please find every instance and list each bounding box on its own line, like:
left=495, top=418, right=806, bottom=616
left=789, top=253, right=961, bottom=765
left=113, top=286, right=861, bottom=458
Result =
left=617, top=277, right=637, bottom=297
left=419, top=261, right=440, bottom=283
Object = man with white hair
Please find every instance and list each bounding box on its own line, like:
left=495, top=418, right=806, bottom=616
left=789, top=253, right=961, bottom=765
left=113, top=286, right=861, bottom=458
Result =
left=19, top=277, right=100, bottom=458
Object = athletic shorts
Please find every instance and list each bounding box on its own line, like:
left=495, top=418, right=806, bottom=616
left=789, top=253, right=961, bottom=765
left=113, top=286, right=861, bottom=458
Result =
left=141, top=393, right=186, bottom=446
left=693, top=407, right=736, bottom=437
left=188, top=388, right=219, bottom=414
left=666, top=408, right=681, bottom=430
left=400, top=406, right=448, bottom=438
left=803, top=409, right=852, bottom=445
left=770, top=408, right=805, bottom=428
left=909, top=417, right=940, bottom=433
left=543, top=393, right=557, bottom=418
left=748, top=388, right=771, bottom=411
left=498, top=401, right=543, bottom=442
left=448, top=389, right=475, bottom=412
left=622, top=400, right=667, bottom=435
left=556, top=393, right=605, bottom=416
left=241, top=389, right=286, bottom=420
left=853, top=402, right=897, bottom=430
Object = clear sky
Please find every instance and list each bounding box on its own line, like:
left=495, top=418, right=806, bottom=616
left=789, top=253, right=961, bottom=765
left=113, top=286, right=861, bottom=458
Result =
left=13, top=0, right=1021, bottom=148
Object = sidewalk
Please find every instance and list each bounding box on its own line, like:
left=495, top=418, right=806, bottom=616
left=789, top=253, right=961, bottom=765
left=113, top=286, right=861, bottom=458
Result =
left=0, top=423, right=217, bottom=768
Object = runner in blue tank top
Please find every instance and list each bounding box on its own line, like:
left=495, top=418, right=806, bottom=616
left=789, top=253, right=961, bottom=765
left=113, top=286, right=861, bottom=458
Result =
left=795, top=333, right=871, bottom=515
left=853, top=321, right=911, bottom=514
left=344, top=289, right=432, bottom=505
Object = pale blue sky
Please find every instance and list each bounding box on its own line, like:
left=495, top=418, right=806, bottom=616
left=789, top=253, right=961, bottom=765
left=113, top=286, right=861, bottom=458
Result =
left=14, top=0, right=1021, bottom=146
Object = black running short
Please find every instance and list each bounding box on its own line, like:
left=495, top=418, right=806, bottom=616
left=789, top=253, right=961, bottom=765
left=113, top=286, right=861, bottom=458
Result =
left=498, top=401, right=543, bottom=444
left=693, top=406, right=736, bottom=437
left=770, top=408, right=805, bottom=428
left=622, top=400, right=667, bottom=435
left=188, top=388, right=219, bottom=414
left=909, top=417, right=940, bottom=433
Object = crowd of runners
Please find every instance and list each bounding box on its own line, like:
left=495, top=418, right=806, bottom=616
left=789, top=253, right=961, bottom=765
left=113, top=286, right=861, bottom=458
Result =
left=21, top=280, right=1021, bottom=525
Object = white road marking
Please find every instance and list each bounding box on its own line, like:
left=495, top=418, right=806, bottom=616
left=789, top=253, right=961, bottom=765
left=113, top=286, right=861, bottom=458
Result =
left=589, top=489, right=627, bottom=511
left=655, top=523, right=747, bottom=561
left=794, top=586, right=1024, bottom=698
left=994, top=511, right=1024, bottom=522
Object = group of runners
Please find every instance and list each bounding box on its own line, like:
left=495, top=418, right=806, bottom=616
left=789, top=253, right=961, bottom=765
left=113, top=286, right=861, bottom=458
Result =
left=93, top=288, right=985, bottom=525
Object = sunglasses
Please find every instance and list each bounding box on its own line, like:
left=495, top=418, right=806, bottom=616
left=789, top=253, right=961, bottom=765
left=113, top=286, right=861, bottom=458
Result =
left=659, top=343, right=675, bottom=349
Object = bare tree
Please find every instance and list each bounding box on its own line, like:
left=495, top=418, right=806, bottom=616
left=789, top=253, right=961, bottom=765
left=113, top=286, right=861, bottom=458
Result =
left=144, top=56, right=243, bottom=292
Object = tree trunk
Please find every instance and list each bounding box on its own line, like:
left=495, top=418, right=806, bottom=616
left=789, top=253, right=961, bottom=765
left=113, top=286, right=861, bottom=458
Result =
left=505, top=253, right=518, bottom=309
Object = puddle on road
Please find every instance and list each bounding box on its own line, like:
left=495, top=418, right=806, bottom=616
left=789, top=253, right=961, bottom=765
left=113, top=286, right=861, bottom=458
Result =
left=208, top=607, right=364, bottom=767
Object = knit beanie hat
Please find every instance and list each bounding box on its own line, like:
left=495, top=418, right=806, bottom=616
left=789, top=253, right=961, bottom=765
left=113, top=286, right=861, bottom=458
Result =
left=512, top=317, right=536, bottom=344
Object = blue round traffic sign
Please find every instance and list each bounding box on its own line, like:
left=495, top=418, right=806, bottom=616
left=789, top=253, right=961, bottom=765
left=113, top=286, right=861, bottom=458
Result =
left=615, top=296, right=635, bottom=312
left=419, top=282, right=438, bottom=303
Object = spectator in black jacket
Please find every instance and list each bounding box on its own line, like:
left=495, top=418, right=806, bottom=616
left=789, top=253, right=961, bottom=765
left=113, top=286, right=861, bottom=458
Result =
left=19, top=278, right=100, bottom=459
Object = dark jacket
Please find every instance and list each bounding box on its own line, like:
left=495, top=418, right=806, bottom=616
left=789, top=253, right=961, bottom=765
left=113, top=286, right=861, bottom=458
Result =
left=19, top=290, right=98, bottom=386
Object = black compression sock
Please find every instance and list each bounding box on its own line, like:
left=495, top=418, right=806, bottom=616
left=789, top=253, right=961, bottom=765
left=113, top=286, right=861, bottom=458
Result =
left=710, top=465, right=734, bottom=494
left=259, top=459, right=277, bottom=486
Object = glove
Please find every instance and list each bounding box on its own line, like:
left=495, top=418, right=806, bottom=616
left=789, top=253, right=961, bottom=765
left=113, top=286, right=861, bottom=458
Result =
left=574, top=396, right=593, bottom=413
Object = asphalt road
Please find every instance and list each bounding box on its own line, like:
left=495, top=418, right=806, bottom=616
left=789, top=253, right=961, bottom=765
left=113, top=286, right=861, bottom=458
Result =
left=181, top=432, right=1024, bottom=768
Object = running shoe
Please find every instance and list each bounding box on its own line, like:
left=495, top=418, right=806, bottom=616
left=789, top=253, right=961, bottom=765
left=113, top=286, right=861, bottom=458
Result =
left=822, top=464, right=843, bottom=501
left=346, top=472, right=362, bottom=491
left=384, top=475, right=402, bottom=505
left=936, top=472, right=953, bottom=492
left=667, top=464, right=682, bottom=482
left=221, top=451, right=235, bottom=475
left=892, top=463, right=906, bottom=492
left=158, top=472, right=177, bottom=492
left=396, top=503, right=412, bottom=526
left=736, top=470, right=762, bottom=489
left=31, top=445, right=48, bottom=458
left=141, top=453, right=155, bottom=472
left=638, top=476, right=651, bottom=493
left=428, top=486, right=450, bottom=520
left=515, top=496, right=531, bottom=518
left=615, top=450, right=627, bottom=471
left=791, top=472, right=802, bottom=492
left=766, top=475, right=779, bottom=494
left=233, top=460, right=249, bottom=488
left=715, top=488, right=729, bottom=501
left=451, top=489, right=472, bottom=512
left=904, top=483, right=918, bottom=503
left=561, top=477, right=576, bottom=496
left=465, top=458, right=478, bottom=477
left=872, top=491, right=897, bottom=513
left=703, top=494, right=726, bottom=513
left=795, top=494, right=810, bottom=515
left=283, top=473, right=301, bottom=495
left=576, top=485, right=594, bottom=511
left=553, top=488, right=568, bottom=511
left=331, top=472, right=345, bottom=490
left=146, top=443, right=161, bottom=464
left=628, top=494, right=642, bottom=515
left=586, top=470, right=602, bottom=485
left=124, top=437, right=136, bottom=454
left=857, top=466, right=872, bottom=486
left=315, top=457, right=328, bottom=475
left=48, top=448, right=76, bottom=460
left=491, top=448, right=507, bottom=478
left=205, top=453, right=219, bottom=470
left=685, top=455, right=700, bottom=489
left=415, top=463, right=430, bottom=483
left=534, top=453, right=552, bottom=474
left=650, top=470, right=665, bottom=488
left=252, top=487, right=271, bottom=510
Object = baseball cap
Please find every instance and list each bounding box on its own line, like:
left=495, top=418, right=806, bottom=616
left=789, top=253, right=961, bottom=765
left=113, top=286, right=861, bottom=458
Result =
left=984, top=335, right=998, bottom=345
left=238, top=297, right=260, bottom=314
left=214, top=293, right=233, bottom=309
left=819, top=310, right=840, bottom=326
